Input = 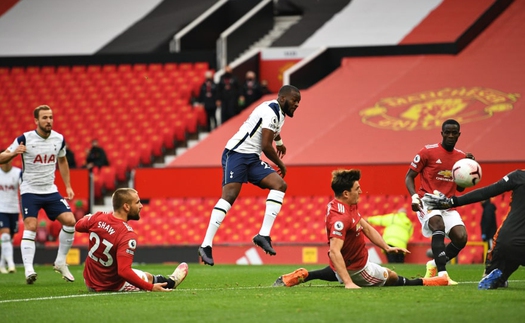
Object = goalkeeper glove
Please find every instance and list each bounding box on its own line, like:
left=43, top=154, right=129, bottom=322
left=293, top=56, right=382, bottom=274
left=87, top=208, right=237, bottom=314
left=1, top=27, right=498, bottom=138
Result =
left=422, top=190, right=455, bottom=209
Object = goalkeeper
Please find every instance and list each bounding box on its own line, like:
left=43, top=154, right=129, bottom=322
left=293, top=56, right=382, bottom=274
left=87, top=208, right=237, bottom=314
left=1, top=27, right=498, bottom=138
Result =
left=422, top=169, right=525, bottom=290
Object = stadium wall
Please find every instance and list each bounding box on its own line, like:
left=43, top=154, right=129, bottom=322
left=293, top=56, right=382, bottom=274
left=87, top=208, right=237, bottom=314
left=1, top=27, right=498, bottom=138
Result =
left=134, top=162, right=523, bottom=199
left=0, top=52, right=216, bottom=69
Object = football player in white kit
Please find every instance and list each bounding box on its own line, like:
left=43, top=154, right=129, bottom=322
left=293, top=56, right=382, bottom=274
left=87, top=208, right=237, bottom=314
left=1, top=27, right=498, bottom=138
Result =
left=0, top=153, right=21, bottom=274
left=198, top=85, right=301, bottom=266
left=0, top=105, right=77, bottom=284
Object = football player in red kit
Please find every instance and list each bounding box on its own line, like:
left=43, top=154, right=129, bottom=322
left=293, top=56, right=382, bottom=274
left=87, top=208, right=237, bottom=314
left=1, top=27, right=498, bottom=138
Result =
left=274, top=169, right=448, bottom=288
left=405, top=119, right=475, bottom=285
left=75, top=188, right=188, bottom=292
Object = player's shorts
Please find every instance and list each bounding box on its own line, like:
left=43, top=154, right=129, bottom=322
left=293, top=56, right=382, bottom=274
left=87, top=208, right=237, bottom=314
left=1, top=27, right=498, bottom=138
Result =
left=335, top=261, right=388, bottom=287
left=119, top=269, right=149, bottom=292
left=221, top=149, right=275, bottom=186
left=418, top=199, right=465, bottom=238
left=0, top=212, right=19, bottom=235
left=21, top=192, right=71, bottom=220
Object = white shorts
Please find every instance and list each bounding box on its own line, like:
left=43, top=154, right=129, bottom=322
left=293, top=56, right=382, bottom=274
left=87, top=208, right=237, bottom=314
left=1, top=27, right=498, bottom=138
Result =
left=118, top=269, right=149, bottom=292
left=335, top=261, right=388, bottom=287
left=418, top=199, right=465, bottom=238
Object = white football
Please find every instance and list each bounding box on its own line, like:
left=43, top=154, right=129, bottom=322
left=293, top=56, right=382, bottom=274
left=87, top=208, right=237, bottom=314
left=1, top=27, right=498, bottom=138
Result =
left=452, top=158, right=482, bottom=188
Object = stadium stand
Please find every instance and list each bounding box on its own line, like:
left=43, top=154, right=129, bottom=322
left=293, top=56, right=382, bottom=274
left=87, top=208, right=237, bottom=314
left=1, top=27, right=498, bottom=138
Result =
left=0, top=62, right=209, bottom=198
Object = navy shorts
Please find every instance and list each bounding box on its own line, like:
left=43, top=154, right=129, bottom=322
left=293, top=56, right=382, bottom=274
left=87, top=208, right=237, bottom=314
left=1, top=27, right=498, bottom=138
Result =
left=0, top=213, right=19, bottom=235
left=21, top=192, right=71, bottom=220
left=221, top=149, right=275, bottom=186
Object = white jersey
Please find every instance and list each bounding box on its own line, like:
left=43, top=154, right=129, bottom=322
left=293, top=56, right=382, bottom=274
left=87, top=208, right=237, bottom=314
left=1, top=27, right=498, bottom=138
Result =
left=8, top=130, right=66, bottom=195
left=225, top=99, right=285, bottom=155
left=0, top=166, right=21, bottom=213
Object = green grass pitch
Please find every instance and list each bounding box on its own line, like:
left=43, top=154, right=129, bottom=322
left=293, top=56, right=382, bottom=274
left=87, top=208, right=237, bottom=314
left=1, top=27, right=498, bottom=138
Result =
left=1, top=263, right=525, bottom=323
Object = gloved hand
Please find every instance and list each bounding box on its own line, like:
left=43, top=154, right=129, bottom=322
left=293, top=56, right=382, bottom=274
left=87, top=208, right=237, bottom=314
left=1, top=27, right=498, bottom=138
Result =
left=411, top=194, right=422, bottom=212
left=422, top=190, right=454, bottom=210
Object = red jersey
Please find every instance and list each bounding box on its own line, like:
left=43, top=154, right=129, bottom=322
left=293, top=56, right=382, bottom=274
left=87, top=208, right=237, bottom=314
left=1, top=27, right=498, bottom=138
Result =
left=325, top=199, right=367, bottom=271
left=75, top=211, right=153, bottom=292
left=409, top=143, right=466, bottom=198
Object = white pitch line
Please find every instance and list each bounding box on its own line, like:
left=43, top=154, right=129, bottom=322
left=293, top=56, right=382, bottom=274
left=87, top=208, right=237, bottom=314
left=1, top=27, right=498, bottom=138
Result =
left=2, top=280, right=523, bottom=304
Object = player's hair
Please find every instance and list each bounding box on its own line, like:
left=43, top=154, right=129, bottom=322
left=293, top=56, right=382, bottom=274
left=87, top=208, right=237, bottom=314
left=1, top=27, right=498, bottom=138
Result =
left=112, top=188, right=138, bottom=210
left=442, top=119, right=460, bottom=131
left=34, top=105, right=51, bottom=119
left=331, top=169, right=361, bottom=197
left=278, top=85, right=300, bottom=97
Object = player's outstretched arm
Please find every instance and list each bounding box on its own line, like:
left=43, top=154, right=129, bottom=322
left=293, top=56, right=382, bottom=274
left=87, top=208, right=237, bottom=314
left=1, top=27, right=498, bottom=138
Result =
left=151, top=282, right=172, bottom=292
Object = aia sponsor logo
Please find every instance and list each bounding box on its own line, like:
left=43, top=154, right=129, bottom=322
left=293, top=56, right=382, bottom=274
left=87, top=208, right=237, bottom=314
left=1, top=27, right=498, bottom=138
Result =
left=33, top=154, right=56, bottom=163
left=360, top=87, right=518, bottom=130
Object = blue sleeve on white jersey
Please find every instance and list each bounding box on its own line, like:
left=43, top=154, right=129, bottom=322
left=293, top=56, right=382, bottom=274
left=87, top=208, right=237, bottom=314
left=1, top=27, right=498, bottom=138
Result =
left=17, top=134, right=26, bottom=145
left=7, top=135, right=25, bottom=151
left=58, top=138, right=66, bottom=157
left=268, top=102, right=280, bottom=122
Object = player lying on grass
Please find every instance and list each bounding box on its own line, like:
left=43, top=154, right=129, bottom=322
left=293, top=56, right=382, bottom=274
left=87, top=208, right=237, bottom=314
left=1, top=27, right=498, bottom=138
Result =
left=422, top=169, right=525, bottom=290
left=75, top=188, right=188, bottom=292
left=274, top=169, right=450, bottom=289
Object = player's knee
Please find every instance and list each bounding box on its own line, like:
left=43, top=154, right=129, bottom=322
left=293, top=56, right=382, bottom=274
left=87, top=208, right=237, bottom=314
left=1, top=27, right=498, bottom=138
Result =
left=450, top=227, right=468, bottom=247
left=0, top=232, right=11, bottom=243
left=58, top=212, right=77, bottom=226
left=385, top=269, right=398, bottom=286
left=276, top=180, right=287, bottom=192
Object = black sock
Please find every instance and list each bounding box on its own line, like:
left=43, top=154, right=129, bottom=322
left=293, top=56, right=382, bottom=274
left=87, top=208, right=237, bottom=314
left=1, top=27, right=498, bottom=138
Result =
left=153, top=275, right=175, bottom=289
left=432, top=231, right=447, bottom=272
left=304, top=266, right=338, bottom=282
left=394, top=276, right=423, bottom=286
left=445, top=242, right=462, bottom=260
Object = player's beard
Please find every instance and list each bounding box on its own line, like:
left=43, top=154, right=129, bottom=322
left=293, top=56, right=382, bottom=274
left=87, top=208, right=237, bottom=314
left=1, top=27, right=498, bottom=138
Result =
left=282, top=100, right=293, bottom=117
left=128, top=211, right=140, bottom=221
left=38, top=123, right=52, bottom=135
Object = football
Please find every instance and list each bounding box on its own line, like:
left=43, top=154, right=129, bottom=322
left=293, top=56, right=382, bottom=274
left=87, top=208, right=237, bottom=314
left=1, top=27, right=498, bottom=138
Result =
left=452, top=158, right=482, bottom=188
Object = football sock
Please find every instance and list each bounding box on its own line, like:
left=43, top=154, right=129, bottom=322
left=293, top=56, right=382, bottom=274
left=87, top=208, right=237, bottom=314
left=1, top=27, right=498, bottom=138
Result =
left=305, top=266, right=338, bottom=282
left=21, top=230, right=37, bottom=274
left=153, top=275, right=175, bottom=289
left=201, top=199, right=231, bottom=247
left=445, top=242, right=463, bottom=260
left=259, top=190, right=285, bottom=236
left=55, top=226, right=75, bottom=265
left=1, top=233, right=14, bottom=267
left=395, top=276, right=423, bottom=286
left=431, top=230, right=447, bottom=272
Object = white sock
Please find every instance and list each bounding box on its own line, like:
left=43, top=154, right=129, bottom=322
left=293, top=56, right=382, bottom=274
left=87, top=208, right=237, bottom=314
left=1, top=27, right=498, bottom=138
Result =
left=201, top=199, right=231, bottom=248
left=21, top=230, right=37, bottom=274
left=428, top=259, right=436, bottom=266
left=0, top=253, right=5, bottom=268
left=259, top=190, right=285, bottom=236
left=438, top=271, right=449, bottom=277
left=55, top=226, right=75, bottom=265
left=1, top=233, right=14, bottom=268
